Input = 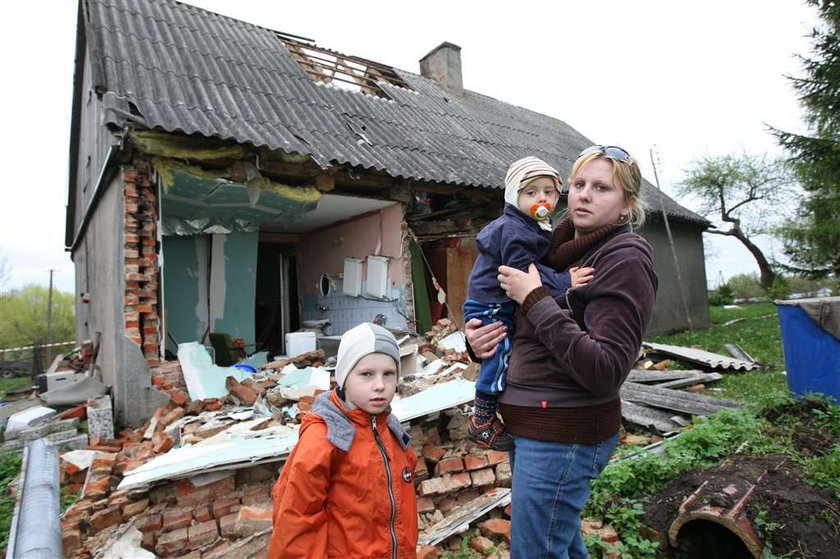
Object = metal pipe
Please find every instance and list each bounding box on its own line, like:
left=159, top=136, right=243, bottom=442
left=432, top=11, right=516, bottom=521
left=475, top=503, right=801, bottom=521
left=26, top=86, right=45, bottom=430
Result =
left=6, top=439, right=62, bottom=559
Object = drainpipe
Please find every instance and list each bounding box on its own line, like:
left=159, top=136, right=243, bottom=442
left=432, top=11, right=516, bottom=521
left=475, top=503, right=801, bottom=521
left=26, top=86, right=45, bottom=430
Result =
left=5, top=439, right=62, bottom=558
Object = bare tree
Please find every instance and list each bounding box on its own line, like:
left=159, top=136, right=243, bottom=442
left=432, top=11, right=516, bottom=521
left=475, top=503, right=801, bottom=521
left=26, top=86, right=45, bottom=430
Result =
left=677, top=153, right=792, bottom=289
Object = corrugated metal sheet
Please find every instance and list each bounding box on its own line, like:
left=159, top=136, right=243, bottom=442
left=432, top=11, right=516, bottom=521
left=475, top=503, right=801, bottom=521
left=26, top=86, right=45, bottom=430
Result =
left=643, top=341, right=761, bottom=372
left=84, top=0, right=706, bottom=224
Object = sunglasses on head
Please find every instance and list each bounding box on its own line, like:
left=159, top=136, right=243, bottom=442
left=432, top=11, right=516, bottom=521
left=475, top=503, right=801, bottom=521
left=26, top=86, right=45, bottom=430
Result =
left=579, top=145, right=633, bottom=163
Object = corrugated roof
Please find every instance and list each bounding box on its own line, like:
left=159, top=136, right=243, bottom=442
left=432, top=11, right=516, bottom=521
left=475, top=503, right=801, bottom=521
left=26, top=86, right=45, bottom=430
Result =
left=642, top=341, right=761, bottom=372
left=82, top=0, right=706, bottom=224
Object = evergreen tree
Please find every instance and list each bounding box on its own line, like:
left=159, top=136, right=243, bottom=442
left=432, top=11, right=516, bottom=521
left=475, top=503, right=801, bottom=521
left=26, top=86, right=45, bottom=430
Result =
left=773, top=0, right=840, bottom=277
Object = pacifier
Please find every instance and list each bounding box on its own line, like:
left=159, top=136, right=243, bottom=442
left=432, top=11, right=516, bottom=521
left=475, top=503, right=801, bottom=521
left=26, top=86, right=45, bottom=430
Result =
left=530, top=202, right=552, bottom=221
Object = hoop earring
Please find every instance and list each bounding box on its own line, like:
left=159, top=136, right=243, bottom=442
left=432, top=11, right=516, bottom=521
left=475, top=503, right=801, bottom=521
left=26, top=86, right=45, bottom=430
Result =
left=617, top=213, right=630, bottom=225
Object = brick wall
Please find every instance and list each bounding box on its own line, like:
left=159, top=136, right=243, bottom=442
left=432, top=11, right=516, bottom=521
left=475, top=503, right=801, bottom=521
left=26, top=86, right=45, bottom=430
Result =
left=123, top=163, right=161, bottom=367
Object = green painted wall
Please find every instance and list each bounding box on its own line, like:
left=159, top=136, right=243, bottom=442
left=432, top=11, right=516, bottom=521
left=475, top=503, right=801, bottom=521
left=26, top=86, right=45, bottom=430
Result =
left=162, top=232, right=258, bottom=355
left=162, top=235, right=206, bottom=353
left=212, top=232, right=258, bottom=345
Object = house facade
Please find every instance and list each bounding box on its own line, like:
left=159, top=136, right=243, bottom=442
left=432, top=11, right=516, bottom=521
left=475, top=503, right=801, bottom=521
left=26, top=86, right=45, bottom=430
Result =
left=66, top=0, right=709, bottom=425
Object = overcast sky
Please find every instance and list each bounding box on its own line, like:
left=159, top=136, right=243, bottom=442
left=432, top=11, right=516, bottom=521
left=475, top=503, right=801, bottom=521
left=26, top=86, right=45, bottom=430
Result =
left=0, top=0, right=818, bottom=294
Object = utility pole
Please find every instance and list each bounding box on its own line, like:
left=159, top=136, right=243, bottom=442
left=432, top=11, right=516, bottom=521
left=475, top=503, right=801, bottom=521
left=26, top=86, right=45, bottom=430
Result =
left=47, top=269, right=58, bottom=347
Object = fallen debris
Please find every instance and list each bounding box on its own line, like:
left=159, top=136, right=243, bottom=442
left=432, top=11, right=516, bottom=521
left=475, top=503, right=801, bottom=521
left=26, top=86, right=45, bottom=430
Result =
left=642, top=341, right=761, bottom=372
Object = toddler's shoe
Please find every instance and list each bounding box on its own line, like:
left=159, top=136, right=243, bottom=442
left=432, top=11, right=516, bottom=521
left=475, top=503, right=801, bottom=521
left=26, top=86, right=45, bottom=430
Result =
left=467, top=416, right=514, bottom=451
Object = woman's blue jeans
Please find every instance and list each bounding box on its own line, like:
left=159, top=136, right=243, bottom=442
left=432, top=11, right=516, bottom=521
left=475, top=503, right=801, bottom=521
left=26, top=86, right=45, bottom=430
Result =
left=509, top=432, right=620, bottom=559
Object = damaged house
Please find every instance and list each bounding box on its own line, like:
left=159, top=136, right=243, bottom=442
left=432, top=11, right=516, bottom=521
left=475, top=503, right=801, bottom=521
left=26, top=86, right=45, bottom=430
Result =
left=65, top=0, right=710, bottom=426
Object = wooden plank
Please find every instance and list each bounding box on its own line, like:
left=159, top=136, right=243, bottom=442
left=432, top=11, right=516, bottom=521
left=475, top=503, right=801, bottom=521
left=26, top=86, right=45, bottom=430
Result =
left=655, top=373, right=723, bottom=390
left=621, top=400, right=683, bottom=434
left=621, top=382, right=741, bottom=417
left=627, top=370, right=706, bottom=383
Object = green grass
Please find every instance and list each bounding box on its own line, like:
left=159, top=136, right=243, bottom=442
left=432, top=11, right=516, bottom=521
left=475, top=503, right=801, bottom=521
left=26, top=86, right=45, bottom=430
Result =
left=649, top=302, right=790, bottom=405
left=0, top=378, right=33, bottom=399
left=0, top=453, right=21, bottom=553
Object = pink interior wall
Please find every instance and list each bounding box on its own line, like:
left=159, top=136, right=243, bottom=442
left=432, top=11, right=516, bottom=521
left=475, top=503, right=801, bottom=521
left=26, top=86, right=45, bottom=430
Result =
left=297, top=203, right=405, bottom=296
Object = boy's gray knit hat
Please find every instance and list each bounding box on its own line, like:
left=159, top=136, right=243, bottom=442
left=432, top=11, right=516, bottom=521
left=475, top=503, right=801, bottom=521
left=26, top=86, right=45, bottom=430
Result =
left=335, top=322, right=401, bottom=389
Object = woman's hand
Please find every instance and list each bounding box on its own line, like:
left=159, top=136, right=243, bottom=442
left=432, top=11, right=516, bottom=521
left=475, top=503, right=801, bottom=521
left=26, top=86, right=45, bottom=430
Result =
left=498, top=263, right=543, bottom=304
left=464, top=318, right=506, bottom=359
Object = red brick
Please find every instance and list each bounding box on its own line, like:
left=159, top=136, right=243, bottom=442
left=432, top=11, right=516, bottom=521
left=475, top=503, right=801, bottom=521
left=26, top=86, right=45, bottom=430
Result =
left=212, top=496, right=241, bottom=519
left=456, top=489, right=481, bottom=505
left=121, top=498, right=149, bottom=519
left=152, top=432, right=174, bottom=454
left=414, top=457, right=429, bottom=482
left=479, top=518, right=511, bottom=542
left=241, top=378, right=266, bottom=396
left=416, top=496, right=435, bottom=514
left=159, top=406, right=185, bottom=428
left=226, top=377, right=257, bottom=405
left=435, top=457, right=464, bottom=475
left=419, top=477, right=445, bottom=496
left=235, top=505, right=273, bottom=537
left=62, top=527, right=82, bottom=555
left=464, top=454, right=490, bottom=471
left=188, top=519, right=219, bottom=547
left=485, top=450, right=510, bottom=466
left=89, top=506, right=122, bottom=534
left=470, top=467, right=496, bottom=487
left=203, top=399, right=222, bottom=411
left=141, top=530, right=156, bottom=551
left=83, top=476, right=110, bottom=500
left=447, top=472, right=472, bottom=492
left=91, top=453, right=118, bottom=476
left=219, top=512, right=238, bottom=538
left=156, top=527, right=189, bottom=556
left=175, top=476, right=235, bottom=507
left=107, top=489, right=130, bottom=508
left=136, top=512, right=162, bottom=533
left=437, top=496, right=457, bottom=514
left=194, top=503, right=213, bottom=523
left=162, top=507, right=193, bottom=532
left=417, top=546, right=444, bottom=559
left=470, top=535, right=495, bottom=555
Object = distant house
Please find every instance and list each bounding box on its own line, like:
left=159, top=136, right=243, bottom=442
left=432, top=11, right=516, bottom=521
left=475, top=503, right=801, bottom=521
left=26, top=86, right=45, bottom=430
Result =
left=66, top=0, right=710, bottom=425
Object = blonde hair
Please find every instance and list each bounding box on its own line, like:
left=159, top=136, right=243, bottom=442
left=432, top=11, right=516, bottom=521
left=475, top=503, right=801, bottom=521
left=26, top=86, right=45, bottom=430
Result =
left=568, top=150, right=646, bottom=227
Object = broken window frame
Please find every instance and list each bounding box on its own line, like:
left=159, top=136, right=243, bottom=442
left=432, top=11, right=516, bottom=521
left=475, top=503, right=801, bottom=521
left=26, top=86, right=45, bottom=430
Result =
left=278, top=36, right=412, bottom=99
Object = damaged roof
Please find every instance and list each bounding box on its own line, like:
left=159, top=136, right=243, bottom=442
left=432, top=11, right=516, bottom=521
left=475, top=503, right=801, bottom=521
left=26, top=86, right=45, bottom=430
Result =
left=76, top=0, right=706, bottom=225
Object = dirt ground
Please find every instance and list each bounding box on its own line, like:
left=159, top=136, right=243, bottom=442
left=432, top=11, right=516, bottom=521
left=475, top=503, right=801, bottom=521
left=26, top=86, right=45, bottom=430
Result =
left=641, top=400, right=840, bottom=558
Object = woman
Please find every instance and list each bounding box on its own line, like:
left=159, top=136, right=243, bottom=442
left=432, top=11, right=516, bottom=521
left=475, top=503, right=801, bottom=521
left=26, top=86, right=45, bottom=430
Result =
left=465, top=145, right=658, bottom=558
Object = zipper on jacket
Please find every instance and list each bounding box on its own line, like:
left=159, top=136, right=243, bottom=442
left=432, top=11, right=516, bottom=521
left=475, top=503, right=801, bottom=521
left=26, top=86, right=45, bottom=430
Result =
left=372, top=415, right=398, bottom=559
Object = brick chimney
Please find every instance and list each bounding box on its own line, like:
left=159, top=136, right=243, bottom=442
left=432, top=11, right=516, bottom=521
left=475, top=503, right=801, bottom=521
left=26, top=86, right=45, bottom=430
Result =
left=419, top=42, right=463, bottom=94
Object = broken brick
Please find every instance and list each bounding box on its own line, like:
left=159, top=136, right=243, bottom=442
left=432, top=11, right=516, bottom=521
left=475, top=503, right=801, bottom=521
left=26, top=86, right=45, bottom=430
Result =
left=175, top=476, right=235, bottom=507
left=121, top=498, right=149, bottom=519
left=88, top=506, right=122, bottom=534
left=234, top=504, right=273, bottom=537
left=212, top=496, right=241, bottom=519
left=422, top=445, right=446, bottom=462
left=156, top=527, right=189, bottom=557
left=219, top=512, right=238, bottom=538
left=470, top=467, right=496, bottom=487
left=162, top=507, right=193, bottom=532
left=151, top=432, right=174, bottom=454
left=464, top=454, right=490, bottom=471
left=479, top=518, right=511, bottom=542
left=188, top=519, right=219, bottom=547
left=136, top=513, right=163, bottom=533
left=435, top=457, right=464, bottom=475
left=417, top=496, right=435, bottom=514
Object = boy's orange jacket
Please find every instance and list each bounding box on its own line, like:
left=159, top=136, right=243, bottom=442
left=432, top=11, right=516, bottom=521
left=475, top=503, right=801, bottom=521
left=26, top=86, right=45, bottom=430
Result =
left=269, top=390, right=418, bottom=558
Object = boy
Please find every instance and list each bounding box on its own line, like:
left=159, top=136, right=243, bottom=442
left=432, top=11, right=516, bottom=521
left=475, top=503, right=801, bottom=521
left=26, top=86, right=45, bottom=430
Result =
left=269, top=323, right=418, bottom=558
left=464, top=156, right=593, bottom=451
